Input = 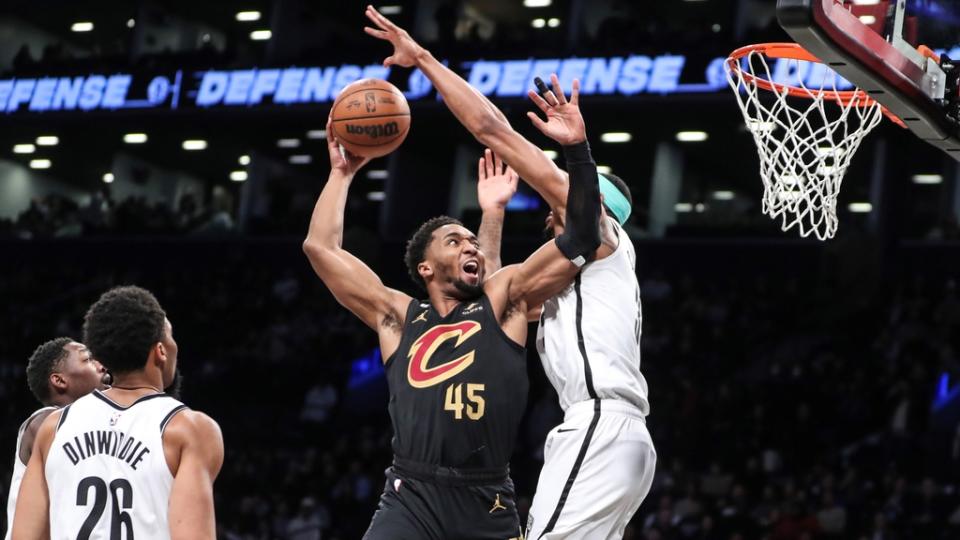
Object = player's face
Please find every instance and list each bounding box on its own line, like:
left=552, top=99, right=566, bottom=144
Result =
left=160, top=319, right=178, bottom=389
left=428, top=224, right=485, bottom=298
left=58, top=342, right=109, bottom=399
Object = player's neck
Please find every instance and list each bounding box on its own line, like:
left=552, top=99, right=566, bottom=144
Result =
left=107, top=372, right=164, bottom=401
left=427, top=291, right=462, bottom=318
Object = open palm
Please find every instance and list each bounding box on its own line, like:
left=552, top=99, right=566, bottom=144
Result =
left=477, top=149, right=518, bottom=211
left=527, top=74, right=586, bottom=146
left=363, top=5, right=424, bottom=68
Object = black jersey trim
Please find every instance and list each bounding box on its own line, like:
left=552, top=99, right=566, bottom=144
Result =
left=538, top=399, right=602, bottom=538
left=482, top=294, right=526, bottom=353
left=55, top=404, right=71, bottom=432
left=160, top=405, right=188, bottom=433
left=574, top=275, right=598, bottom=400
left=93, top=389, right=168, bottom=411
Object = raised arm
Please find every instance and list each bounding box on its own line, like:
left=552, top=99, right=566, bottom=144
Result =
left=12, top=411, right=57, bottom=539
left=363, top=5, right=569, bottom=213
left=166, top=411, right=223, bottom=540
left=487, top=139, right=603, bottom=322
left=476, top=149, right=518, bottom=274
left=303, top=118, right=412, bottom=349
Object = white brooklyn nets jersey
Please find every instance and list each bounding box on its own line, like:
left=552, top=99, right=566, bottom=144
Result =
left=45, top=390, right=186, bottom=540
left=536, top=218, right=649, bottom=414
left=5, top=407, right=57, bottom=540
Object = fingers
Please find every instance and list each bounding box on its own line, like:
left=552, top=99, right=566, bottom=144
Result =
left=478, top=156, right=486, bottom=181
left=527, top=90, right=551, bottom=115
left=570, top=78, right=580, bottom=106
left=364, top=26, right=389, bottom=39
left=366, top=5, right=398, bottom=32
left=550, top=74, right=567, bottom=105
left=484, top=149, right=495, bottom=179
left=507, top=166, right=519, bottom=185
left=526, top=111, right=548, bottom=133
left=494, top=152, right=504, bottom=175
left=383, top=55, right=396, bottom=68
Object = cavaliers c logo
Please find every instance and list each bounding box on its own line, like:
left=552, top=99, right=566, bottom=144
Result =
left=407, top=321, right=481, bottom=388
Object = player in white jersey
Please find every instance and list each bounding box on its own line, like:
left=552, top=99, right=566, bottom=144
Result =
left=361, top=12, right=656, bottom=535
left=13, top=286, right=224, bottom=540
left=4, top=338, right=109, bottom=540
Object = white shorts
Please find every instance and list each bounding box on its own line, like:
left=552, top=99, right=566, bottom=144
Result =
left=525, top=399, right=656, bottom=540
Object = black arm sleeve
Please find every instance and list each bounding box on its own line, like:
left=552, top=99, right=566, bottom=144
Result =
left=554, top=140, right=602, bottom=267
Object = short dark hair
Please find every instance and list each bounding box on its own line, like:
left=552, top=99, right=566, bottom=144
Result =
left=600, top=172, right=633, bottom=220
left=26, top=337, right=73, bottom=405
left=83, top=286, right=166, bottom=375
left=404, top=216, right=463, bottom=291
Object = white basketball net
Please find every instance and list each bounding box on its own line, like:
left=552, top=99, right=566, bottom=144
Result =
left=725, top=48, right=884, bottom=240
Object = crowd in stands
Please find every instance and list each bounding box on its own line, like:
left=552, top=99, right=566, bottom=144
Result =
left=0, top=238, right=958, bottom=539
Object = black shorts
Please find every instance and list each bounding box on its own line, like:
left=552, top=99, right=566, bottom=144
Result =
left=363, top=461, right=523, bottom=540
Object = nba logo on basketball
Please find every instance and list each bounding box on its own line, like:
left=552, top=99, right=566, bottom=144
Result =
left=365, top=92, right=377, bottom=113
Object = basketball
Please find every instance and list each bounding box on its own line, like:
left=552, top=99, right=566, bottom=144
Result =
left=330, top=79, right=410, bottom=158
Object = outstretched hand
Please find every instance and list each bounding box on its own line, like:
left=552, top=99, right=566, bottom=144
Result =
left=477, top=149, right=519, bottom=212
left=326, top=118, right=370, bottom=176
left=363, top=5, right=425, bottom=68
left=526, top=74, right=586, bottom=146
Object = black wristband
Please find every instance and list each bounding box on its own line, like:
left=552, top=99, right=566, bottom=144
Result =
left=562, top=140, right=593, bottom=164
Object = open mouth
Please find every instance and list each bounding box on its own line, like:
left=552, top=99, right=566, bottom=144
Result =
left=462, top=260, right=480, bottom=280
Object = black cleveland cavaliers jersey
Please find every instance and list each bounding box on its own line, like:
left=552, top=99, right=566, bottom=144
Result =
left=384, top=295, right=528, bottom=469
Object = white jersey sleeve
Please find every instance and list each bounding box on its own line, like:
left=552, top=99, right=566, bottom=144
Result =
left=5, top=407, right=57, bottom=540
left=536, top=219, right=650, bottom=414
left=44, top=390, right=187, bottom=540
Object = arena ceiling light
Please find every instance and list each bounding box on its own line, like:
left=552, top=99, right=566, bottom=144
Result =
left=127, top=19, right=135, bottom=28
left=912, top=174, right=943, bottom=184
left=524, top=0, right=552, bottom=7
left=367, top=191, right=386, bottom=201
left=182, top=140, right=208, bottom=151
left=230, top=171, right=248, bottom=182
left=851, top=0, right=880, bottom=5
left=601, top=132, right=632, bottom=143
left=674, top=202, right=693, bottom=213
left=103, top=173, right=114, bottom=183
left=235, top=11, right=261, bottom=22
left=36, top=135, right=59, bottom=146
left=71, top=22, right=94, bottom=32
left=289, top=155, right=312, bottom=164
left=13, top=144, right=35, bottom=154
left=676, top=131, right=709, bottom=142
left=548, top=18, right=561, bottom=28
left=277, top=138, right=301, bottom=148
left=858, top=15, right=877, bottom=24
left=123, top=133, right=148, bottom=144
left=367, top=170, right=389, bottom=179
left=847, top=202, right=873, bottom=213
left=29, top=159, right=51, bottom=169
left=531, top=18, right=546, bottom=29
left=712, top=190, right=735, bottom=200
left=378, top=6, right=402, bottom=15
left=543, top=149, right=558, bottom=160
left=306, top=130, right=327, bottom=139
left=238, top=155, right=251, bottom=165
left=250, top=30, right=272, bottom=41
left=596, top=165, right=612, bottom=174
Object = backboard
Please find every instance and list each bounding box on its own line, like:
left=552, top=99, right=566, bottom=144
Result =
left=777, top=0, right=960, bottom=160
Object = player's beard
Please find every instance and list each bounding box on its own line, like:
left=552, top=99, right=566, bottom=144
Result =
left=164, top=368, right=184, bottom=400
left=453, top=279, right=483, bottom=299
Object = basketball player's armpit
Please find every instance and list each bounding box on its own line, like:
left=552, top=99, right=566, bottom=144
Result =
left=555, top=141, right=602, bottom=266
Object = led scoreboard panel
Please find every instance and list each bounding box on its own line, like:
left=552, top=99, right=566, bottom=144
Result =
left=0, top=47, right=957, bottom=114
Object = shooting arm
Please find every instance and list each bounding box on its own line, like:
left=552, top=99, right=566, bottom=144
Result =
left=303, top=169, right=410, bottom=331
left=167, top=411, right=223, bottom=540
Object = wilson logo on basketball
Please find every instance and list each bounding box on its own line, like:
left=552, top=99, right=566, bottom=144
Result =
left=407, top=321, right=481, bottom=389
left=345, top=122, right=400, bottom=139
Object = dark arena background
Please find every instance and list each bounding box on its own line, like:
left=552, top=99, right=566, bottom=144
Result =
left=2, top=1, right=960, bottom=538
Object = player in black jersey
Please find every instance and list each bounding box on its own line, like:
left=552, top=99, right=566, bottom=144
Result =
left=304, top=101, right=604, bottom=537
